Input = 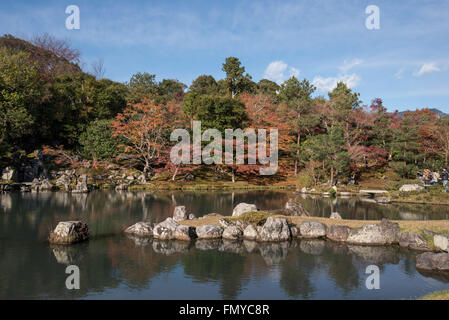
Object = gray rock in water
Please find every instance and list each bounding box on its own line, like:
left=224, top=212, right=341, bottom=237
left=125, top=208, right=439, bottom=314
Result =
left=173, top=206, right=188, bottom=222
left=49, top=221, right=89, bottom=244
left=285, top=198, right=309, bottom=216
left=153, top=218, right=179, bottom=240
left=125, top=222, right=154, bottom=237
left=153, top=218, right=196, bottom=241
left=222, top=226, right=243, bottom=240
left=299, top=221, right=327, bottom=238
left=434, top=234, right=449, bottom=252
left=330, top=212, right=342, bottom=219
left=399, top=184, right=424, bottom=192
left=243, top=224, right=259, bottom=241
left=416, top=252, right=449, bottom=271
left=327, top=225, right=351, bottom=242
left=259, top=217, right=291, bottom=242
left=398, top=232, right=431, bottom=251
left=196, top=225, right=224, bottom=239
left=346, top=220, right=399, bottom=245
left=232, top=203, right=257, bottom=217
left=289, top=226, right=300, bottom=238
left=174, top=225, right=197, bottom=241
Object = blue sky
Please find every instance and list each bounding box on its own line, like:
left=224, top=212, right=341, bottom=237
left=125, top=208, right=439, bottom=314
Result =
left=1, top=0, right=448, bottom=112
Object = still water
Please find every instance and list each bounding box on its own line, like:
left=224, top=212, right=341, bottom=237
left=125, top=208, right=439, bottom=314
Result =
left=1, top=190, right=449, bottom=299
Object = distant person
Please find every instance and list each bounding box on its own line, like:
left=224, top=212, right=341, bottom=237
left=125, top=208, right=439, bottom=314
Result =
left=423, top=169, right=432, bottom=188
left=432, top=171, right=440, bottom=185
left=442, top=168, right=449, bottom=192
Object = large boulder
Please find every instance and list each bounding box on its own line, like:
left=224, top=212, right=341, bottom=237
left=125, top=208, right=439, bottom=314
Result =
left=416, top=252, right=449, bottom=271
left=259, top=217, right=291, bottom=242
left=243, top=224, right=259, bottom=241
left=49, top=221, right=89, bottom=244
left=299, top=221, right=327, bottom=238
left=232, top=203, right=257, bottom=217
left=173, top=206, right=188, bottom=222
left=327, top=225, right=351, bottom=242
left=398, top=232, right=431, bottom=251
left=125, top=222, right=154, bottom=237
left=173, top=225, right=197, bottom=241
left=222, top=226, right=243, bottom=240
left=346, top=220, right=399, bottom=245
left=399, top=184, right=424, bottom=192
left=196, top=225, right=224, bottom=239
left=434, top=234, right=449, bottom=252
left=285, top=198, right=309, bottom=216
left=289, top=225, right=300, bottom=238
left=153, top=218, right=196, bottom=241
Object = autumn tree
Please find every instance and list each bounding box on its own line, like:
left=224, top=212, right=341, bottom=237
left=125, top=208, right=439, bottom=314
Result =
left=112, top=99, right=182, bottom=180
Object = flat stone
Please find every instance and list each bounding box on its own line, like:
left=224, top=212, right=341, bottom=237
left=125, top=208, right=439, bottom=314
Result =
left=399, top=184, right=424, bottom=192
left=346, top=220, right=399, bottom=245
left=299, top=221, right=327, bottom=238
left=196, top=225, right=224, bottom=239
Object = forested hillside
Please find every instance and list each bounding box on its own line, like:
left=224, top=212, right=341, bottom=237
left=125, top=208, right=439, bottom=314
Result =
left=2, top=34, right=449, bottom=185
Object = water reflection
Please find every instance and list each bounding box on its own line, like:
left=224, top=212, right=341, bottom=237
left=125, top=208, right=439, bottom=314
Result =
left=1, top=190, right=449, bottom=300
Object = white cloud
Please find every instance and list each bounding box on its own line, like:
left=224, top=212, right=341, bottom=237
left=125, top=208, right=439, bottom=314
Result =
left=414, top=62, right=440, bottom=76
left=263, top=61, right=288, bottom=84
left=312, top=73, right=361, bottom=92
left=394, top=68, right=405, bottom=79
left=289, top=67, right=300, bottom=78
left=339, top=58, right=363, bottom=73
left=264, top=61, right=300, bottom=84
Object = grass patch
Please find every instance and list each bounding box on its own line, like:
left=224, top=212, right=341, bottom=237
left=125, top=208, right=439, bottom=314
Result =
left=420, top=290, right=449, bottom=300
left=225, top=211, right=273, bottom=226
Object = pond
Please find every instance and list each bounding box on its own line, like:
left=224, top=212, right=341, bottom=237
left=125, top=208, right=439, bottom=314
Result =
left=0, top=190, right=449, bottom=299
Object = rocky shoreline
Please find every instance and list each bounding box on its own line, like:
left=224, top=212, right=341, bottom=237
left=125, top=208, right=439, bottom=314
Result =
left=48, top=201, right=449, bottom=274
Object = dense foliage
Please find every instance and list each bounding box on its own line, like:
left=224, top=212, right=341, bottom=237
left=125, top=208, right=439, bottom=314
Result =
left=2, top=34, right=449, bottom=183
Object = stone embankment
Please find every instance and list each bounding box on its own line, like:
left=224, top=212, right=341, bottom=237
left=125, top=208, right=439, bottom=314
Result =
left=122, top=202, right=449, bottom=273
